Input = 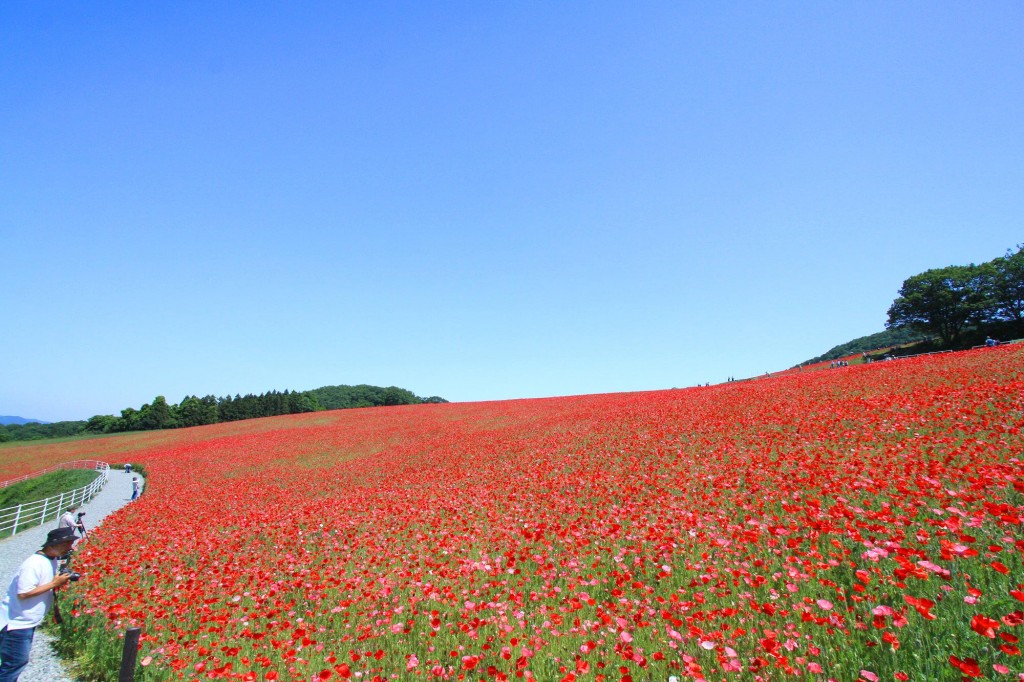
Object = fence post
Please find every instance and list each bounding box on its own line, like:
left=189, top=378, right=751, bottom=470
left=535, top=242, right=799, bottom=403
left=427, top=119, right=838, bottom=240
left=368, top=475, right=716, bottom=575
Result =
left=0, top=461, right=112, bottom=539
left=118, top=627, right=142, bottom=682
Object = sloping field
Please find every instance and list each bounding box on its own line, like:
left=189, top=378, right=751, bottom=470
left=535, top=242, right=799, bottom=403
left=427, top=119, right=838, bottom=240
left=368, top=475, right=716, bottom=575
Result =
left=4, top=346, right=1023, bottom=681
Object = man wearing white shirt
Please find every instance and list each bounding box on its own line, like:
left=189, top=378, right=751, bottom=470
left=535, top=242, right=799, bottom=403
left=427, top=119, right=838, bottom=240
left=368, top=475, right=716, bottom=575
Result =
left=0, top=527, right=76, bottom=681
left=57, top=506, right=77, bottom=531
left=58, top=507, right=86, bottom=539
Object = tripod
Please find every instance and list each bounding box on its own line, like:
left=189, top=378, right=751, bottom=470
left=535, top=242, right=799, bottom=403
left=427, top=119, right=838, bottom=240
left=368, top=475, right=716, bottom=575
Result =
left=75, top=512, right=87, bottom=539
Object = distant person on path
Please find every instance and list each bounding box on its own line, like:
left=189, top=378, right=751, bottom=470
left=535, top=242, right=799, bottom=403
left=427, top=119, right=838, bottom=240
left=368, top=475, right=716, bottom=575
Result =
left=74, top=512, right=86, bottom=539
left=0, top=527, right=76, bottom=681
left=57, top=506, right=77, bottom=532
left=124, top=463, right=132, bottom=474
left=57, top=506, right=86, bottom=539
left=986, top=337, right=1000, bottom=347
left=131, top=477, right=141, bottom=501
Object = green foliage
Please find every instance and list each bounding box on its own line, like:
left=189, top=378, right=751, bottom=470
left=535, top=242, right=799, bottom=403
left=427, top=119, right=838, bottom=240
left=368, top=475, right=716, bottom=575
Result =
left=801, top=246, right=1023, bottom=366
left=84, top=414, right=117, bottom=434
left=308, top=384, right=447, bottom=410
left=884, top=246, right=1024, bottom=349
left=50, top=609, right=138, bottom=682
left=214, top=389, right=324, bottom=422
left=175, top=395, right=218, bottom=428
left=138, top=395, right=175, bottom=430
left=800, top=328, right=925, bottom=365
left=116, top=407, right=140, bottom=432
left=0, top=421, right=88, bottom=442
left=0, top=469, right=99, bottom=509
left=3, top=384, right=444, bottom=444
left=72, top=384, right=444, bottom=438
left=886, top=263, right=994, bottom=346
left=991, top=244, right=1024, bottom=322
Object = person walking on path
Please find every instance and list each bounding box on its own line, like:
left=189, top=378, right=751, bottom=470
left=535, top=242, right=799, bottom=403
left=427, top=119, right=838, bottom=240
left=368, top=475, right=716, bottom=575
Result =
left=0, top=528, right=76, bottom=681
left=130, top=477, right=141, bottom=501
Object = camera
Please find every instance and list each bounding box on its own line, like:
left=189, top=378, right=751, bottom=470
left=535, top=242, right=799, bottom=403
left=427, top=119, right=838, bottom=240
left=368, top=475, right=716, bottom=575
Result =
left=57, top=550, right=81, bottom=581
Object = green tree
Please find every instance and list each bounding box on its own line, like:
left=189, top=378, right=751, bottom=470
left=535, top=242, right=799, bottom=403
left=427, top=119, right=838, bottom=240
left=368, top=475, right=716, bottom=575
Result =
left=886, top=264, right=993, bottom=346
left=308, top=384, right=442, bottom=410
left=174, top=397, right=196, bottom=427
left=990, top=245, right=1024, bottom=323
left=85, top=415, right=117, bottom=433
left=114, top=407, right=139, bottom=432
left=288, top=392, right=321, bottom=413
left=176, top=396, right=217, bottom=428
left=383, top=386, right=418, bottom=406
left=138, top=396, right=175, bottom=430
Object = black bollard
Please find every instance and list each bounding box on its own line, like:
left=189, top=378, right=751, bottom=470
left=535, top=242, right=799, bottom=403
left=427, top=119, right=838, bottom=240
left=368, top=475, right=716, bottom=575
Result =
left=118, top=627, right=142, bottom=682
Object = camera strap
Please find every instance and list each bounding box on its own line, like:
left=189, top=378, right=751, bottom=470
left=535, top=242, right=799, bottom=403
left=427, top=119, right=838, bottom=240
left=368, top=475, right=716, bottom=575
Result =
left=52, top=591, right=63, bottom=625
left=38, top=553, right=64, bottom=625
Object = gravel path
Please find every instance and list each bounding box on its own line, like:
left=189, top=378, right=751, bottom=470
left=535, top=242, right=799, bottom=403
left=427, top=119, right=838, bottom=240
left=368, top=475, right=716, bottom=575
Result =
left=0, top=467, right=145, bottom=682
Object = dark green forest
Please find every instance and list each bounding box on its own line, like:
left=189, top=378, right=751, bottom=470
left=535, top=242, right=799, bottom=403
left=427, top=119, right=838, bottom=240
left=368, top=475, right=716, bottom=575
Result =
left=0, top=385, right=447, bottom=443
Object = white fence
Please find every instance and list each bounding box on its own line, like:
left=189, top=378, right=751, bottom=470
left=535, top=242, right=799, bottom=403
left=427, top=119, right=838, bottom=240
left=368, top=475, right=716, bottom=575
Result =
left=0, top=460, right=110, bottom=537
left=0, top=459, right=110, bottom=489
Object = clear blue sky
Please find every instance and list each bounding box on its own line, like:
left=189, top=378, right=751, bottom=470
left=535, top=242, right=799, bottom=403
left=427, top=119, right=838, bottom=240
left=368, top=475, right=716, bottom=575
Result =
left=2, top=2, right=1022, bottom=422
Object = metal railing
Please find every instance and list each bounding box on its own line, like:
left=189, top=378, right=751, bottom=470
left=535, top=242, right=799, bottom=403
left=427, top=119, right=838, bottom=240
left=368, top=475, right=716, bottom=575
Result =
left=867, top=338, right=1019, bottom=362
left=0, top=459, right=109, bottom=489
left=0, top=461, right=110, bottom=537
left=784, top=338, right=1021, bottom=376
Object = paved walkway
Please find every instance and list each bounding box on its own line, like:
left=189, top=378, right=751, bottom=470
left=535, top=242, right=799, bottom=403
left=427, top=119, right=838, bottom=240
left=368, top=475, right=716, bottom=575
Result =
left=0, top=468, right=145, bottom=682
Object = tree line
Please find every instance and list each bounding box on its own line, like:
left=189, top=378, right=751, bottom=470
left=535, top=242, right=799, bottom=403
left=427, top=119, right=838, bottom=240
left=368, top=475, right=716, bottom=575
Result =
left=886, top=245, right=1024, bottom=347
left=0, top=420, right=87, bottom=443
left=803, top=245, right=1023, bottom=365
left=0, top=385, right=447, bottom=443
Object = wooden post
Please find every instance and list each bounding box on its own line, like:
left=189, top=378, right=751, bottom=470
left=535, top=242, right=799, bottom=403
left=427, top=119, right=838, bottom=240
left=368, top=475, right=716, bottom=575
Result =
left=118, top=627, right=142, bottom=682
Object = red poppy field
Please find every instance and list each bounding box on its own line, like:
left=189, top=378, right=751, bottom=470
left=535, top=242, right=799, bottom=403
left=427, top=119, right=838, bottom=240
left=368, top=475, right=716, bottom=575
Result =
left=4, top=345, right=1023, bottom=681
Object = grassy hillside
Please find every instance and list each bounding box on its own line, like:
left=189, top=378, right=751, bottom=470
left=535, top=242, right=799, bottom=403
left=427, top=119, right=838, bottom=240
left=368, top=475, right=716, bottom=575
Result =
left=0, top=468, right=99, bottom=507
left=799, top=327, right=926, bottom=365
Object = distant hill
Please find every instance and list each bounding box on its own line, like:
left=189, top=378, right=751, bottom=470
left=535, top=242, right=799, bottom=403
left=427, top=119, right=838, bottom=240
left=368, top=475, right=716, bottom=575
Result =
left=799, top=328, right=926, bottom=366
left=309, top=384, right=448, bottom=410
left=0, top=416, right=50, bottom=426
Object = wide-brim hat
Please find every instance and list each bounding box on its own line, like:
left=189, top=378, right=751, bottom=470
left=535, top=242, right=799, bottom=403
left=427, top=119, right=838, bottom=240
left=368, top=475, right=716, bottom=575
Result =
left=44, top=527, right=78, bottom=548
